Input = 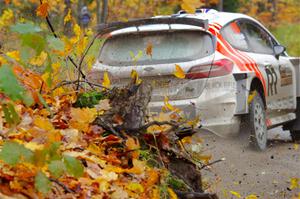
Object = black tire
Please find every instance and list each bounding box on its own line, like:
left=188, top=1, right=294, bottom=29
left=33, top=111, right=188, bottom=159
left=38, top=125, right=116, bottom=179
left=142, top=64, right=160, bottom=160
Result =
left=243, top=91, right=268, bottom=151
left=290, top=131, right=300, bottom=142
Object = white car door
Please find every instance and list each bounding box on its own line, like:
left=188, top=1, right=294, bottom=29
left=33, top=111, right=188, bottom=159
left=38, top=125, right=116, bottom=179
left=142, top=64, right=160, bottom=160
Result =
left=238, top=20, right=296, bottom=121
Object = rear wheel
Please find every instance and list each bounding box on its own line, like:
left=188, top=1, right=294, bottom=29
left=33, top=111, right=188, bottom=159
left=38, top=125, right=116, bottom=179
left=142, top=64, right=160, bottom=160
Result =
left=243, top=91, right=268, bottom=151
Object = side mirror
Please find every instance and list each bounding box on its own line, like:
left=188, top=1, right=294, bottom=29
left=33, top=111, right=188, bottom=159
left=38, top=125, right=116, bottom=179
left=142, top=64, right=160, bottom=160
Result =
left=273, top=45, right=285, bottom=59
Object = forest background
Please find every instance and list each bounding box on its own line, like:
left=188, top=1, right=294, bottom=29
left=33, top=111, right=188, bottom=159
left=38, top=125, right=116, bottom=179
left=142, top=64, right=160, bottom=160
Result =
left=0, top=0, right=300, bottom=56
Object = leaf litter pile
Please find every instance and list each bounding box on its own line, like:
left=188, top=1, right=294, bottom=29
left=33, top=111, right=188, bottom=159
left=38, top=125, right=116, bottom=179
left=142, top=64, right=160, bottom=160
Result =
left=0, top=1, right=220, bottom=198
left=0, top=65, right=218, bottom=198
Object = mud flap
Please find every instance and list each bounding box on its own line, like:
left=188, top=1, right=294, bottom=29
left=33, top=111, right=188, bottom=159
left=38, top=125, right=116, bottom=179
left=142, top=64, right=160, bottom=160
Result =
left=283, top=97, right=300, bottom=131
left=233, top=73, right=248, bottom=114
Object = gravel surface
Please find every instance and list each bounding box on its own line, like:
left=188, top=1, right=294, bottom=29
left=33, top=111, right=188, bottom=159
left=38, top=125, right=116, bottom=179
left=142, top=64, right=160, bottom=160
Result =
left=197, top=127, right=300, bottom=199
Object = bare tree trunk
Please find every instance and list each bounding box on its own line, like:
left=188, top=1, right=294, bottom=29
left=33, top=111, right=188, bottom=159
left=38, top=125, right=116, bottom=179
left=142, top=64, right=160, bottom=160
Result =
left=218, top=0, right=223, bottom=11
left=77, top=0, right=83, bottom=24
left=100, top=0, right=108, bottom=23
left=271, top=0, right=277, bottom=22
left=96, top=0, right=101, bottom=24
left=64, top=0, right=72, bottom=36
left=205, top=0, right=209, bottom=7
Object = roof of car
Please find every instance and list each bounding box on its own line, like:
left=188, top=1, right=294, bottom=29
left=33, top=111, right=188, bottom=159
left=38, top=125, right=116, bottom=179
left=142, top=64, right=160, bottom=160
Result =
left=168, top=9, right=254, bottom=27
left=108, top=9, right=256, bottom=36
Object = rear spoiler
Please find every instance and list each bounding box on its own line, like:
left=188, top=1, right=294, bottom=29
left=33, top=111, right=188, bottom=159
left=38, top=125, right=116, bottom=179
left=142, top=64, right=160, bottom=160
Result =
left=96, top=17, right=209, bottom=34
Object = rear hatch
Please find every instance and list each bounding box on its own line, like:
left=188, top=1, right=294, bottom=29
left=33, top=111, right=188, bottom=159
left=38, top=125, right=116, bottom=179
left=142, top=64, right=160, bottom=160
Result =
left=93, top=28, right=229, bottom=101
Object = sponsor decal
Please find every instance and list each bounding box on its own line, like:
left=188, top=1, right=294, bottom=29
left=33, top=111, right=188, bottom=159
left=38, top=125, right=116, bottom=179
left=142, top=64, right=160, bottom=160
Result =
left=279, top=65, right=293, bottom=86
left=208, top=22, right=267, bottom=94
left=265, top=65, right=278, bottom=96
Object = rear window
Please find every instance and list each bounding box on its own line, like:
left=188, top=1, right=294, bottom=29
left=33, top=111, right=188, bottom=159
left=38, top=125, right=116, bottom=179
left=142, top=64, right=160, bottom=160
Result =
left=99, top=31, right=214, bottom=66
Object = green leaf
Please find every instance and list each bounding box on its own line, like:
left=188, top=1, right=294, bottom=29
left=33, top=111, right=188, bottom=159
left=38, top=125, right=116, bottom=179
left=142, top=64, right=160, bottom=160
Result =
left=35, top=171, right=51, bottom=194
left=48, top=160, right=65, bottom=178
left=2, top=103, right=20, bottom=126
left=47, top=36, right=65, bottom=51
left=0, top=65, right=33, bottom=106
left=63, top=155, right=84, bottom=177
left=0, top=65, right=26, bottom=101
left=11, top=22, right=42, bottom=34
left=48, top=142, right=62, bottom=161
left=0, top=141, right=34, bottom=166
left=21, top=34, right=46, bottom=54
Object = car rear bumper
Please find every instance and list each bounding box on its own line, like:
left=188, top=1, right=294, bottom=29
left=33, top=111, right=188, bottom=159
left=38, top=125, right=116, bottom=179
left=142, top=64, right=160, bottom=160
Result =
left=148, top=76, right=241, bottom=137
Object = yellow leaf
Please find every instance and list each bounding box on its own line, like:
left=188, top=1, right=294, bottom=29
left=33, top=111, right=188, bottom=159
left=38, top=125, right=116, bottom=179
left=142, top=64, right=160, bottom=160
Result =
left=29, top=51, right=47, bottom=66
left=25, top=142, right=45, bottom=151
left=131, top=69, right=142, bottom=85
left=102, top=71, right=111, bottom=89
left=126, top=137, right=140, bottom=151
left=76, top=36, right=88, bottom=55
left=151, top=187, right=160, bottom=199
left=247, top=91, right=257, bottom=104
left=290, top=178, right=299, bottom=189
left=64, top=9, right=72, bottom=25
left=230, top=190, right=242, bottom=198
left=126, top=182, right=144, bottom=193
left=33, top=116, right=54, bottom=131
left=164, top=96, right=175, bottom=111
left=41, top=72, right=50, bottom=83
left=245, top=194, right=258, bottom=199
left=6, top=50, right=20, bottom=62
left=181, top=0, right=203, bottom=14
left=73, top=23, right=81, bottom=38
left=36, top=2, right=49, bottom=18
left=69, top=107, right=97, bottom=132
left=86, top=28, right=94, bottom=36
left=174, top=64, right=185, bottom=79
left=51, top=62, right=61, bottom=74
left=167, top=188, right=178, bottom=199
left=294, top=144, right=299, bottom=150
left=187, top=115, right=200, bottom=128
left=0, top=56, right=7, bottom=66
left=198, top=154, right=212, bottom=164
left=181, top=136, right=192, bottom=144
left=0, top=9, right=14, bottom=28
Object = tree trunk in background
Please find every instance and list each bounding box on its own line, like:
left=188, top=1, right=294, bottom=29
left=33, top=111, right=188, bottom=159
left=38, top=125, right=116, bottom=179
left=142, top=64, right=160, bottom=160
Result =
left=96, top=0, right=101, bottom=24
left=77, top=0, right=83, bottom=24
left=218, top=0, right=223, bottom=11
left=100, top=0, right=108, bottom=23
left=64, top=0, right=72, bottom=36
left=271, top=0, right=277, bottom=22
left=205, top=0, right=209, bottom=7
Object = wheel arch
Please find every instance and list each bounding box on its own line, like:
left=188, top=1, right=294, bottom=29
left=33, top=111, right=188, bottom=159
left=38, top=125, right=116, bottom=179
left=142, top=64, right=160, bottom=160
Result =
left=250, top=77, right=266, bottom=109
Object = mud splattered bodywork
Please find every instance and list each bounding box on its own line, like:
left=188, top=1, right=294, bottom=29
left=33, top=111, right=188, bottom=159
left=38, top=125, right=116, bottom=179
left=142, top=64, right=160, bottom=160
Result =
left=92, top=9, right=300, bottom=138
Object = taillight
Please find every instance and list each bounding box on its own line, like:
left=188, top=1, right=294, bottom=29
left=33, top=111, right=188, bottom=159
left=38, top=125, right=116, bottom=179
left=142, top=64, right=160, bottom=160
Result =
left=186, top=59, right=234, bottom=79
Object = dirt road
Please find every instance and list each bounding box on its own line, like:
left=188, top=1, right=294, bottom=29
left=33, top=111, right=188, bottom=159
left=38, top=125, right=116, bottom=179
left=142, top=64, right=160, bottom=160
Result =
left=197, top=127, right=300, bottom=199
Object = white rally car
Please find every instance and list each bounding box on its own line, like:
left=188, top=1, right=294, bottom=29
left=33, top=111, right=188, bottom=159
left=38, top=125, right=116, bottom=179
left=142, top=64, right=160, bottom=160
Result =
left=91, top=9, right=300, bottom=150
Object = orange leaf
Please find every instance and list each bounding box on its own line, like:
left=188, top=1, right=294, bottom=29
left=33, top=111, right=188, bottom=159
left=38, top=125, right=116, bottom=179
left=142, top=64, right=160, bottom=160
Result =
left=126, top=137, right=140, bottom=151
left=144, top=169, right=160, bottom=187
left=146, top=42, right=153, bottom=57
left=36, top=2, right=49, bottom=18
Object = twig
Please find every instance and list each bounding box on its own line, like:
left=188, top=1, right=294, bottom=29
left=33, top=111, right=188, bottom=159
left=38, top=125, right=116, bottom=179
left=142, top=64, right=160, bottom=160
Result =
left=152, top=132, right=166, bottom=168
left=39, top=0, right=90, bottom=88
left=49, top=178, right=75, bottom=193
left=200, top=158, right=226, bottom=170
left=124, top=121, right=179, bottom=132
left=52, top=80, right=109, bottom=91
left=93, top=117, right=124, bottom=138
left=76, top=33, right=101, bottom=90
